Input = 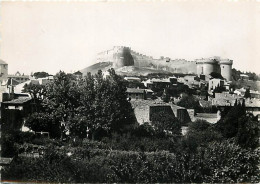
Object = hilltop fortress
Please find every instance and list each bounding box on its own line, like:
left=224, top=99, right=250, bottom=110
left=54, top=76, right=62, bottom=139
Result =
left=94, top=46, right=233, bottom=81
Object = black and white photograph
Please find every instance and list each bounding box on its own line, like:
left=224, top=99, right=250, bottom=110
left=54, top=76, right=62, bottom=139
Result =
left=0, top=0, right=259, bottom=183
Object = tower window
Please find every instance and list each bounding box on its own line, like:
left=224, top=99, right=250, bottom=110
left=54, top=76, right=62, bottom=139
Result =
left=223, top=66, right=224, bottom=68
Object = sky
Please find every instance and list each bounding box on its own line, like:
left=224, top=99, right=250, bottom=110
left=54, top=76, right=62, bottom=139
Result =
left=1, top=1, right=260, bottom=75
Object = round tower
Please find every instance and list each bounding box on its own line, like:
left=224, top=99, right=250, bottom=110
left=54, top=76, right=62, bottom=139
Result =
left=113, top=47, right=134, bottom=68
left=219, top=59, right=233, bottom=81
left=196, top=58, right=218, bottom=76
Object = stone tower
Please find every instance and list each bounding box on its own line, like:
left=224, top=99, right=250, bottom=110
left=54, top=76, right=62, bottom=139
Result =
left=219, top=59, right=233, bottom=81
left=113, top=46, right=134, bottom=68
left=196, top=58, right=220, bottom=76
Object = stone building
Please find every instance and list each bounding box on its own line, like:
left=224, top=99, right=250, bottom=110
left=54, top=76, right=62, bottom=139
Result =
left=196, top=57, right=233, bottom=81
left=130, top=100, right=192, bottom=124
left=0, top=60, right=8, bottom=84
left=8, top=71, right=30, bottom=84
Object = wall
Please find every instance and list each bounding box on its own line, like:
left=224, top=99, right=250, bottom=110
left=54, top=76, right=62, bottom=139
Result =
left=95, top=46, right=197, bottom=74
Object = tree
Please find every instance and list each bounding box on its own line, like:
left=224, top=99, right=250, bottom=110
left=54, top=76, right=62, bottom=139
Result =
left=33, top=71, right=50, bottom=79
left=210, top=72, right=223, bottom=79
left=235, top=115, right=259, bottom=149
left=200, top=140, right=259, bottom=183
left=177, top=94, right=201, bottom=112
left=162, top=89, right=170, bottom=103
left=151, top=111, right=181, bottom=136
left=244, top=88, right=251, bottom=98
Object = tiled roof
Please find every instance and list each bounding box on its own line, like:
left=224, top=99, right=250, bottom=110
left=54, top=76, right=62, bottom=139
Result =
left=145, top=89, right=153, bottom=93
left=126, top=88, right=145, bottom=94
left=124, top=77, right=141, bottom=81
left=150, top=78, right=170, bottom=83
left=3, top=97, right=31, bottom=104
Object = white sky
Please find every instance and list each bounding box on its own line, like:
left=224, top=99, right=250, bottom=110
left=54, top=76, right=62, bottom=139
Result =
left=1, top=1, right=260, bottom=75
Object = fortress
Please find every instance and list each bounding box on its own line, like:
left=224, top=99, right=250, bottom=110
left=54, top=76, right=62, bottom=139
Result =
left=94, top=46, right=233, bottom=81
left=196, top=57, right=233, bottom=81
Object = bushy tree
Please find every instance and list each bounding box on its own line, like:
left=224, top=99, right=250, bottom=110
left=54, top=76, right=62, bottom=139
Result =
left=25, top=69, right=136, bottom=139
left=151, top=111, right=181, bottom=136
left=177, top=94, right=201, bottom=112
left=33, top=71, right=50, bottom=79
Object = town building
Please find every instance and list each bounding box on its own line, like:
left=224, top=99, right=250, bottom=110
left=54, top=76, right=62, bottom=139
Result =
left=0, top=60, right=8, bottom=84
left=130, top=100, right=192, bottom=124
left=1, top=96, right=32, bottom=132
left=126, top=88, right=145, bottom=100
left=240, top=74, right=249, bottom=80
left=8, top=71, right=30, bottom=84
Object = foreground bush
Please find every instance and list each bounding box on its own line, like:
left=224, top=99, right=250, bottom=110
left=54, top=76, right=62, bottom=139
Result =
left=2, top=140, right=259, bottom=183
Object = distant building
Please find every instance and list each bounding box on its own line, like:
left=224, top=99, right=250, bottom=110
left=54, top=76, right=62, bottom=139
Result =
left=208, top=78, right=225, bottom=91
left=0, top=59, right=8, bottom=84
left=124, top=76, right=141, bottom=82
left=130, top=100, right=192, bottom=124
left=1, top=96, right=33, bottom=132
left=196, top=57, right=233, bottom=81
left=211, top=92, right=260, bottom=117
left=126, top=88, right=145, bottom=100
left=240, top=74, right=249, bottom=80
left=8, top=71, right=30, bottom=84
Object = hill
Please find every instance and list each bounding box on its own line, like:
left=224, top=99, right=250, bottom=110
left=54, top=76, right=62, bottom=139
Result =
left=81, top=62, right=173, bottom=76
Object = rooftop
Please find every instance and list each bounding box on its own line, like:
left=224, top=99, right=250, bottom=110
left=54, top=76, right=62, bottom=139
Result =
left=126, top=88, right=145, bottom=93
left=3, top=97, right=31, bottom=104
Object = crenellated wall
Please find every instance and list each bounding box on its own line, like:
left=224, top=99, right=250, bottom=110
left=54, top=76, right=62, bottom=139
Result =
left=94, top=46, right=202, bottom=75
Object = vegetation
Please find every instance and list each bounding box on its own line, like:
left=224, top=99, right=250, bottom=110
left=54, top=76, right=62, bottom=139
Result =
left=1, top=69, right=259, bottom=183
left=32, top=71, right=50, bottom=79
left=177, top=94, right=202, bottom=112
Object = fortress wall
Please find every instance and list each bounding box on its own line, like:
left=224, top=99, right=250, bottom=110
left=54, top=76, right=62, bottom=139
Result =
left=95, top=46, right=198, bottom=74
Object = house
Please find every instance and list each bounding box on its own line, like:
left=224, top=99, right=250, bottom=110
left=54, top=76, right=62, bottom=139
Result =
left=211, top=92, right=260, bottom=117
left=124, top=76, right=141, bottom=82
left=1, top=96, right=33, bottom=132
left=208, top=78, right=225, bottom=91
left=130, top=100, right=192, bottom=124
left=125, top=77, right=144, bottom=88
left=145, top=89, right=153, bottom=99
left=142, top=79, right=153, bottom=89
left=150, top=78, right=171, bottom=89
left=169, top=76, right=177, bottom=84
left=240, top=74, right=249, bottom=80
left=126, top=88, right=145, bottom=100
left=8, top=71, right=30, bottom=84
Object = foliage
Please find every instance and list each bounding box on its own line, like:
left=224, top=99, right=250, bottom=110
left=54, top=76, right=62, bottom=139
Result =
left=25, top=112, right=61, bottom=138
left=151, top=111, right=181, bottom=136
left=215, top=103, right=259, bottom=149
left=2, top=143, right=259, bottom=183
left=181, top=120, right=223, bottom=152
left=244, top=88, right=251, bottom=98
left=177, top=94, right=201, bottom=112
left=24, top=69, right=136, bottom=139
left=210, top=72, right=223, bottom=79
left=200, top=141, right=259, bottom=183
left=33, top=71, right=50, bottom=79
